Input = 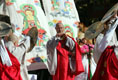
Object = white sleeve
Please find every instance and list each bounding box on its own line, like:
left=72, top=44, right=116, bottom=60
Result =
left=65, top=37, right=75, bottom=51
left=98, top=18, right=118, bottom=54
left=6, top=36, right=30, bottom=54
left=46, top=36, right=59, bottom=51
left=93, top=34, right=103, bottom=63
left=6, top=41, right=15, bottom=53
left=11, top=36, right=30, bottom=62
left=21, top=36, right=30, bottom=51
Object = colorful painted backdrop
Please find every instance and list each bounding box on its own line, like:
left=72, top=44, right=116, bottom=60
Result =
left=0, top=0, right=51, bottom=71
left=43, top=0, right=80, bottom=37
left=0, top=0, right=80, bottom=71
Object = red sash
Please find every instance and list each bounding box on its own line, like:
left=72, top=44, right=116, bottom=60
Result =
left=0, top=48, right=22, bottom=80
left=92, top=46, right=118, bottom=80
left=52, top=37, right=84, bottom=80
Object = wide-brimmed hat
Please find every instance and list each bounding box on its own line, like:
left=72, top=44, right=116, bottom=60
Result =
left=85, top=21, right=104, bottom=39
left=85, top=3, right=118, bottom=39
left=0, top=14, right=11, bottom=25
left=101, top=3, right=118, bottom=23
left=0, top=21, right=12, bottom=37
left=27, top=27, right=38, bottom=52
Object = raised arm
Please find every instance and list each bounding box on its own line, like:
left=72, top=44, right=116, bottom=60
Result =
left=6, top=36, right=30, bottom=63
left=93, top=17, right=118, bottom=64
left=98, top=18, right=118, bottom=54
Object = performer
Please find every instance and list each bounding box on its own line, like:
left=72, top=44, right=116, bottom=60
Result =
left=75, top=33, right=94, bottom=80
left=0, top=21, right=22, bottom=80
left=0, top=14, right=38, bottom=80
left=6, top=27, right=38, bottom=80
left=92, top=10, right=118, bottom=80
left=47, top=23, right=84, bottom=80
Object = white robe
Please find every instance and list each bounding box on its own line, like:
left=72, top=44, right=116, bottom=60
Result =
left=93, top=17, right=118, bottom=64
left=46, top=36, right=75, bottom=75
left=6, top=36, right=30, bottom=80
left=75, top=54, right=88, bottom=80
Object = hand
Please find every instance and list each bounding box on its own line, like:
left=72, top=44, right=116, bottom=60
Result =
left=68, top=52, right=75, bottom=57
left=113, top=10, right=117, bottom=18
left=56, top=33, right=67, bottom=39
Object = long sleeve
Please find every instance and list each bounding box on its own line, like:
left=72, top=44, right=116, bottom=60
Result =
left=47, top=36, right=59, bottom=53
left=46, top=36, right=59, bottom=75
left=93, top=18, right=118, bottom=64
left=6, top=36, right=30, bottom=63
left=93, top=34, right=104, bottom=63
left=98, top=18, right=118, bottom=54
left=65, top=37, right=75, bottom=54
left=47, top=36, right=76, bottom=75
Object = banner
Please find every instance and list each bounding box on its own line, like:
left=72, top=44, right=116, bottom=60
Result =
left=0, top=0, right=51, bottom=70
left=0, top=0, right=80, bottom=71
left=42, top=0, right=80, bottom=38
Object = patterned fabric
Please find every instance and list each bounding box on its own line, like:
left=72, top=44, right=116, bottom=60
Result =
left=0, top=0, right=80, bottom=71
left=0, top=0, right=52, bottom=71
left=42, top=0, right=80, bottom=38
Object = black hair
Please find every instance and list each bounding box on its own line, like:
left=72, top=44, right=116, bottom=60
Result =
left=0, top=14, right=11, bottom=25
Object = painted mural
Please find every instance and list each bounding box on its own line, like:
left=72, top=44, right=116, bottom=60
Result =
left=0, top=0, right=80, bottom=70
left=0, top=0, right=52, bottom=70
left=5, top=0, right=16, bottom=6
left=18, top=4, right=48, bottom=47
left=43, top=0, right=80, bottom=38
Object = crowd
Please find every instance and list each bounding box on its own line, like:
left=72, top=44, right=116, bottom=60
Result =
left=0, top=2, right=118, bottom=80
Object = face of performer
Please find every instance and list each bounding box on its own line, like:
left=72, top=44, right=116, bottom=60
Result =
left=103, top=10, right=118, bottom=33
left=4, top=30, right=12, bottom=42
left=55, top=23, right=65, bottom=33
left=108, top=10, right=118, bottom=23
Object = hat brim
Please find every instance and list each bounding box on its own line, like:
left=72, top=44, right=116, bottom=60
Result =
left=0, top=14, right=11, bottom=25
left=85, top=3, right=118, bottom=39
left=85, top=21, right=104, bottom=39
left=0, top=21, right=12, bottom=37
left=27, top=27, right=38, bottom=52
left=101, top=3, right=118, bottom=23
